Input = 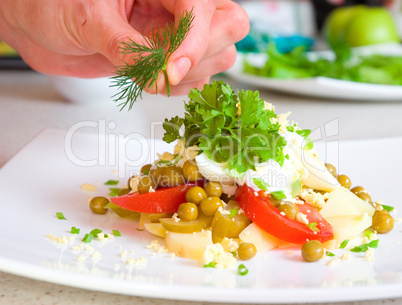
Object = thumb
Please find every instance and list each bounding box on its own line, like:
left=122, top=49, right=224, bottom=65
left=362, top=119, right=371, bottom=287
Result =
left=76, top=5, right=145, bottom=68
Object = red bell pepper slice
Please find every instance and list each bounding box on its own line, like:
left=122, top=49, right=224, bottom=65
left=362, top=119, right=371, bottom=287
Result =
left=235, top=185, right=333, bottom=244
left=110, top=181, right=203, bottom=214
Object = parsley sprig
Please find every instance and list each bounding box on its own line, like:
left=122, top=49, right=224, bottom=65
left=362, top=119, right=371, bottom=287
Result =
left=111, top=9, right=194, bottom=110
left=163, top=81, right=288, bottom=174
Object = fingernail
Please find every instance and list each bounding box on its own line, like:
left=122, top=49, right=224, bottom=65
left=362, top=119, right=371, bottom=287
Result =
left=169, top=57, right=191, bottom=85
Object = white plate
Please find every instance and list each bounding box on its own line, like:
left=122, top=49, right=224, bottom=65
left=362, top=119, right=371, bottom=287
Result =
left=0, top=129, right=402, bottom=303
left=226, top=43, right=402, bottom=101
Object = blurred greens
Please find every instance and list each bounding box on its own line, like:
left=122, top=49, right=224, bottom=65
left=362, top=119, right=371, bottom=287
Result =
left=244, top=44, right=402, bottom=86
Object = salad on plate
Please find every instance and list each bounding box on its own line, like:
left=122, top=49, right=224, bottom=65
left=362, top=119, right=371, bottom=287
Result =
left=89, top=80, right=395, bottom=269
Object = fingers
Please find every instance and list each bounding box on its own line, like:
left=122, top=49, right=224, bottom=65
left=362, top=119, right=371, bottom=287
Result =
left=162, top=0, right=249, bottom=86
left=180, top=44, right=237, bottom=82
left=72, top=1, right=145, bottom=67
left=161, top=0, right=216, bottom=85
left=205, top=1, right=249, bottom=58
left=17, top=41, right=116, bottom=77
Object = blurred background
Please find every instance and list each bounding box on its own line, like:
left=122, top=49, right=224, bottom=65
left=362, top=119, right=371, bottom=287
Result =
left=234, top=0, right=402, bottom=53
left=1, top=0, right=401, bottom=69
left=1, top=0, right=401, bottom=104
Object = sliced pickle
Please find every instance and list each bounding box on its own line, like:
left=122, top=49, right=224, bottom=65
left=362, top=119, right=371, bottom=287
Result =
left=149, top=213, right=174, bottom=223
left=211, top=202, right=251, bottom=241
left=160, top=212, right=213, bottom=233
left=106, top=202, right=140, bottom=220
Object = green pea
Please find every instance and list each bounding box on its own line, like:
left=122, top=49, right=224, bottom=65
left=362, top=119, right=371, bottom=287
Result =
left=301, top=240, right=324, bottom=262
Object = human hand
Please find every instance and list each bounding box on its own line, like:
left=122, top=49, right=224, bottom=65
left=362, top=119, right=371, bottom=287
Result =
left=0, top=0, right=249, bottom=96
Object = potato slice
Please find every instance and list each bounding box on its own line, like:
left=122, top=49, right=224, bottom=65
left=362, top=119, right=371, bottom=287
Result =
left=239, top=223, right=282, bottom=252
left=320, top=187, right=375, bottom=219
left=165, top=230, right=213, bottom=260
left=324, top=214, right=372, bottom=245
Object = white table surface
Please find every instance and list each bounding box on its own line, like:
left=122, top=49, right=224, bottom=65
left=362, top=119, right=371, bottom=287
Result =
left=1, top=70, right=402, bottom=305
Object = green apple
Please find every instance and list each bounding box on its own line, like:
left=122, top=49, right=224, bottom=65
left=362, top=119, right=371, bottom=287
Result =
left=323, top=5, right=399, bottom=48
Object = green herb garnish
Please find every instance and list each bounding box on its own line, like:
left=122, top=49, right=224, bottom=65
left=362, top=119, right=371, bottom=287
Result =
left=111, top=9, right=195, bottom=110
left=203, top=261, right=217, bottom=268
left=291, top=179, right=301, bottom=197
left=364, top=229, right=374, bottom=239
left=339, top=239, right=349, bottom=249
left=304, top=137, right=314, bottom=150
left=382, top=205, right=394, bottom=212
left=70, top=227, right=80, bottom=234
left=307, top=222, right=320, bottom=232
left=350, top=239, right=379, bottom=253
left=90, top=228, right=102, bottom=238
left=136, top=228, right=145, bottom=232
left=229, top=208, right=238, bottom=218
left=295, top=129, right=311, bottom=137
left=104, top=180, right=119, bottom=186
left=253, top=178, right=270, bottom=191
left=237, top=264, right=249, bottom=276
left=56, top=212, right=67, bottom=220
left=271, top=191, right=287, bottom=200
left=155, top=155, right=182, bottom=168
left=82, top=233, right=93, bottom=243
left=326, top=251, right=335, bottom=257
left=163, top=81, right=287, bottom=174
left=368, top=239, right=380, bottom=248
left=113, top=230, right=121, bottom=237
left=109, top=188, right=121, bottom=197
left=244, top=43, right=402, bottom=86
left=143, top=168, right=150, bottom=175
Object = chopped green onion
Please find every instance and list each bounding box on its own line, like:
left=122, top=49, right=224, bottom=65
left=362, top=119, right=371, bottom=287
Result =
left=295, top=129, right=311, bottom=138
left=113, top=229, right=121, bottom=237
left=253, top=178, right=270, bottom=191
left=230, top=251, right=237, bottom=257
left=82, top=233, right=93, bottom=243
left=382, top=205, right=394, bottom=212
left=326, top=251, right=335, bottom=257
left=56, top=212, right=67, bottom=220
left=70, top=227, right=80, bottom=234
left=339, top=239, right=349, bottom=249
left=203, top=261, right=217, bottom=268
left=174, top=154, right=182, bottom=164
left=291, top=179, right=301, bottom=197
left=238, top=264, right=248, bottom=276
left=350, top=239, right=379, bottom=253
left=155, top=160, right=174, bottom=167
left=104, top=180, right=119, bottom=185
left=136, top=228, right=145, bottom=231
left=271, top=191, right=286, bottom=200
left=368, top=239, right=379, bottom=248
left=143, top=168, right=150, bottom=175
left=229, top=208, right=238, bottom=218
left=307, top=222, right=320, bottom=232
left=304, top=137, right=314, bottom=150
left=90, top=228, right=102, bottom=238
left=364, top=229, right=374, bottom=238
left=350, top=244, right=368, bottom=253
left=109, top=188, right=121, bottom=197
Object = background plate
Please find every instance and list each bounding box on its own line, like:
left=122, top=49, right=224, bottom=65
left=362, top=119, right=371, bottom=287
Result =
left=0, top=129, right=401, bottom=303
left=226, top=43, right=402, bottom=101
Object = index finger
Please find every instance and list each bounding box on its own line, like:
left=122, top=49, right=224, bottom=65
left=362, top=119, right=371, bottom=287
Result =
left=161, top=0, right=216, bottom=85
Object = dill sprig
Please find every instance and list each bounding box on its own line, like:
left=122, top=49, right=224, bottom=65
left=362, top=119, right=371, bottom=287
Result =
left=111, top=8, right=194, bottom=110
